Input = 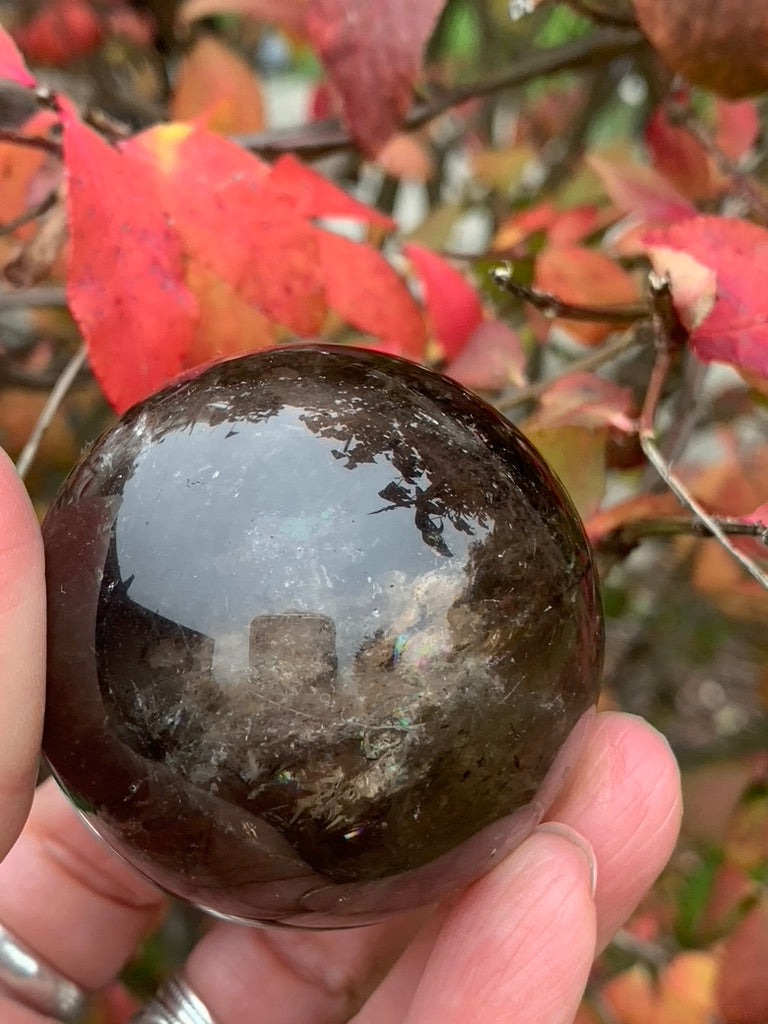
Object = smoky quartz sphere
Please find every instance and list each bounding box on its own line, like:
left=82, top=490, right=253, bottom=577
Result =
left=43, top=345, right=603, bottom=929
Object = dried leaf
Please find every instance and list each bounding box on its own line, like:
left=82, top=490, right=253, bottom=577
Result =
left=171, top=35, right=266, bottom=135
left=644, top=216, right=768, bottom=377
left=62, top=102, right=198, bottom=412
left=404, top=243, right=483, bottom=360
left=445, top=319, right=527, bottom=392
left=306, top=0, right=445, bottom=156
left=0, top=25, right=37, bottom=86
left=533, top=245, right=639, bottom=345
left=633, top=0, right=768, bottom=98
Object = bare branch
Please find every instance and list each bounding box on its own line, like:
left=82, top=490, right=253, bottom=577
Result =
left=597, top=513, right=768, bottom=559
left=0, top=285, right=68, bottom=308
left=16, top=345, right=87, bottom=481
left=232, top=28, right=644, bottom=159
left=0, top=192, right=56, bottom=237
left=497, top=329, right=641, bottom=412
left=639, top=274, right=768, bottom=591
left=491, top=262, right=647, bottom=324
left=0, top=129, right=61, bottom=156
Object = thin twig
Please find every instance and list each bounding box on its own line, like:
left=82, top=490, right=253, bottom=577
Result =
left=232, top=28, right=644, bottom=159
left=566, top=0, right=638, bottom=28
left=498, top=329, right=641, bottom=412
left=610, top=928, right=671, bottom=968
left=0, top=285, right=68, bottom=308
left=0, top=129, right=61, bottom=156
left=597, top=514, right=768, bottom=559
left=0, top=192, right=57, bottom=237
left=16, top=345, right=86, bottom=480
left=639, top=275, right=768, bottom=591
left=491, top=263, right=647, bottom=324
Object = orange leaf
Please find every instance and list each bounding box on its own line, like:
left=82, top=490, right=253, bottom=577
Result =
left=185, top=262, right=275, bottom=366
left=317, top=231, right=426, bottom=359
left=404, top=243, right=483, bottom=360
left=533, top=245, right=639, bottom=345
left=715, top=99, right=759, bottom=162
left=171, top=35, right=266, bottom=135
left=62, top=102, right=198, bottom=412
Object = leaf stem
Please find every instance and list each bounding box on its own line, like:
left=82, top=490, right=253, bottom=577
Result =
left=16, top=345, right=87, bottom=481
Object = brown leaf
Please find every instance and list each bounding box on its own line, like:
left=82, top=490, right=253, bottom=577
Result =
left=633, top=0, right=768, bottom=98
left=306, top=0, right=446, bottom=156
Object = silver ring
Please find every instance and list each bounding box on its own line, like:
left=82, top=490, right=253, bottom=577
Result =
left=130, top=974, right=217, bottom=1024
left=0, top=922, right=89, bottom=1022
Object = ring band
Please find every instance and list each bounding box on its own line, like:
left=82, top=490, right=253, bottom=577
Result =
left=130, top=975, right=217, bottom=1024
left=0, top=922, right=89, bottom=1022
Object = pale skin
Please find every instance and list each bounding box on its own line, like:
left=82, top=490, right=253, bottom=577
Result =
left=0, top=447, right=682, bottom=1024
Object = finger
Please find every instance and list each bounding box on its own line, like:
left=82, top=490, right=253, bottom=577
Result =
left=544, top=711, right=682, bottom=951
left=355, top=709, right=680, bottom=1022
left=400, top=827, right=597, bottom=1024
left=0, top=450, right=45, bottom=861
left=0, top=779, right=165, bottom=1011
left=184, top=908, right=427, bottom=1024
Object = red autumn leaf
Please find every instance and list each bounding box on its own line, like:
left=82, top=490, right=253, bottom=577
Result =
left=533, top=245, right=639, bottom=345
left=13, top=0, right=105, bottom=66
left=526, top=372, right=635, bottom=432
left=492, top=202, right=605, bottom=253
left=0, top=25, right=36, bottom=86
left=715, top=99, right=759, bottom=162
left=61, top=102, right=198, bottom=412
left=265, top=154, right=395, bottom=227
left=317, top=231, right=426, bottom=359
left=306, top=0, right=445, bottom=156
left=128, top=126, right=327, bottom=337
left=445, top=319, right=527, bottom=392
left=644, top=216, right=768, bottom=377
left=585, top=492, right=685, bottom=545
left=403, top=243, right=483, bottom=360
left=645, top=106, right=715, bottom=200
left=587, top=151, right=696, bottom=224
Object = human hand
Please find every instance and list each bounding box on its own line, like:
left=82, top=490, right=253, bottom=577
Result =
left=0, top=447, right=682, bottom=1024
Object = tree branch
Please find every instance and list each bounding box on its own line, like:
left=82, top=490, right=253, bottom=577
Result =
left=491, top=262, right=648, bottom=324
left=232, top=27, right=644, bottom=159
left=16, top=345, right=87, bottom=480
left=597, top=514, right=768, bottom=560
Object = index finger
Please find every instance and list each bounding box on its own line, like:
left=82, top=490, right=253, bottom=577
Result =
left=0, top=449, right=45, bottom=861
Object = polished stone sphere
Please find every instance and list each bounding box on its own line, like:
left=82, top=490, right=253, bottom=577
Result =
left=42, top=345, right=603, bottom=928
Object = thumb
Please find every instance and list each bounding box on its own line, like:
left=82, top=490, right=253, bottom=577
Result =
left=0, top=449, right=45, bottom=861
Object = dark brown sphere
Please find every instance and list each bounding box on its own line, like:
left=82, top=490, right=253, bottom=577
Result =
left=42, top=345, right=603, bottom=928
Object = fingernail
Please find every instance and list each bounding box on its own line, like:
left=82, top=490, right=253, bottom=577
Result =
left=535, top=821, right=597, bottom=897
